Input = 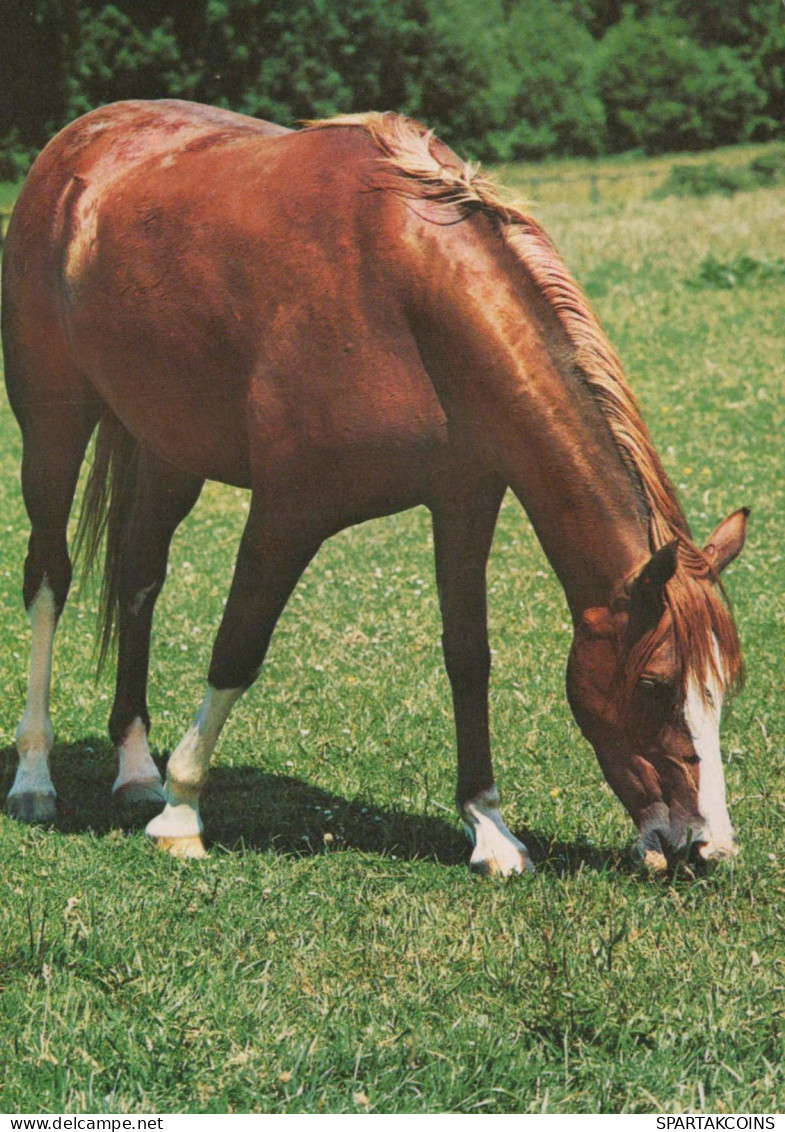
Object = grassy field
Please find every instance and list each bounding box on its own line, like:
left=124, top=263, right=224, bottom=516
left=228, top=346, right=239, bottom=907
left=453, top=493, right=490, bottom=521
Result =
left=498, top=140, right=784, bottom=207
left=0, top=147, right=783, bottom=1114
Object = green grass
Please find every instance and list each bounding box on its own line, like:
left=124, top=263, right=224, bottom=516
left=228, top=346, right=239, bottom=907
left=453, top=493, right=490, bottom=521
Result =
left=495, top=141, right=784, bottom=208
left=1, top=147, right=784, bottom=1114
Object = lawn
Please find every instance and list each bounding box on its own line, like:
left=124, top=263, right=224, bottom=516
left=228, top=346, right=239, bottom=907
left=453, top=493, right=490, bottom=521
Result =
left=0, top=147, right=783, bottom=1114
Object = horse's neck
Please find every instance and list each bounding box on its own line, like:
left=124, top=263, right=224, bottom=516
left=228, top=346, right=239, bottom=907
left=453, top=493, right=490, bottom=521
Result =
left=416, top=225, right=651, bottom=614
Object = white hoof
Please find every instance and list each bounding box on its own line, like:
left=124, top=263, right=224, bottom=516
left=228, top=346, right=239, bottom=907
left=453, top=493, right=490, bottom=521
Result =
left=146, top=800, right=201, bottom=834
left=462, top=787, right=534, bottom=878
left=469, top=839, right=534, bottom=877
left=146, top=802, right=207, bottom=859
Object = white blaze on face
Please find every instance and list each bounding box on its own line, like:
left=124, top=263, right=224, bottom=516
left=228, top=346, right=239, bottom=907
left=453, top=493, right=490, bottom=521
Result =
left=685, top=647, right=736, bottom=859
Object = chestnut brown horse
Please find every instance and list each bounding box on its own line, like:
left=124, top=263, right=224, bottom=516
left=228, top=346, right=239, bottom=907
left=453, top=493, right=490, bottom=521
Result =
left=2, top=100, right=748, bottom=872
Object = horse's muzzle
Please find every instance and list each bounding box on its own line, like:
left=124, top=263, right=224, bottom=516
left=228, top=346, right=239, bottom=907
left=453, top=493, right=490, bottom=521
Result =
left=633, top=802, right=735, bottom=872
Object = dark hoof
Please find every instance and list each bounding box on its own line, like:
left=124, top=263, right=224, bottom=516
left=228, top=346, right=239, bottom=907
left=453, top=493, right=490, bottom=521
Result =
left=113, top=778, right=166, bottom=810
left=7, top=791, right=57, bottom=824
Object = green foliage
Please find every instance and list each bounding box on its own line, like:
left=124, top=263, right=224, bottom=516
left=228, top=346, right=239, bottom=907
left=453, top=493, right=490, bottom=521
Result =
left=0, top=133, right=36, bottom=183
left=0, top=1, right=78, bottom=172
left=674, top=0, right=785, bottom=136
left=656, top=146, right=785, bottom=198
left=688, top=252, right=785, bottom=290
left=749, top=149, right=785, bottom=183
left=180, top=0, right=428, bottom=124
left=656, top=162, right=755, bottom=198
left=67, top=5, right=184, bottom=118
left=409, top=0, right=511, bottom=157
left=1, top=1, right=784, bottom=175
left=483, top=0, right=605, bottom=160
left=596, top=12, right=765, bottom=153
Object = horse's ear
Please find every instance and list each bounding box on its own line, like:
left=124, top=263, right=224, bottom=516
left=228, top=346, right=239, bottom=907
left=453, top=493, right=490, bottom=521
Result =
left=704, top=507, right=750, bottom=575
left=630, top=540, right=679, bottom=621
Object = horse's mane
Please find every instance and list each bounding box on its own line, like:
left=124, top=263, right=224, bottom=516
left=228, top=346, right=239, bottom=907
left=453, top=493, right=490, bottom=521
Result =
left=306, top=112, right=743, bottom=696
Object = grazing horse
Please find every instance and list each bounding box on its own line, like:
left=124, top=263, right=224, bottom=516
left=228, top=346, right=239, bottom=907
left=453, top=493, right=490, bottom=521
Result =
left=2, top=100, right=748, bottom=873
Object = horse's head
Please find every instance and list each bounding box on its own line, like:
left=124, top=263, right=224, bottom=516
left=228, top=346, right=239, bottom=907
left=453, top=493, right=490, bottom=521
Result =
left=566, top=509, right=749, bottom=870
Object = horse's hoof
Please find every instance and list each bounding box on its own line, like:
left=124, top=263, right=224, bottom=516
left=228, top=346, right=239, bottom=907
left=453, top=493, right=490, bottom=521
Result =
left=151, top=834, right=208, bottom=859
left=469, top=847, right=535, bottom=878
left=6, top=791, right=57, bottom=824
left=113, top=778, right=166, bottom=807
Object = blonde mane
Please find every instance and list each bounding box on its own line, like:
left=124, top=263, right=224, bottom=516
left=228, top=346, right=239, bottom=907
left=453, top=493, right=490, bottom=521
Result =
left=307, top=112, right=743, bottom=694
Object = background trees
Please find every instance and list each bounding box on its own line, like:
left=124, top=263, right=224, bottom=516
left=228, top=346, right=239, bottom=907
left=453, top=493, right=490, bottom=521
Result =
left=1, top=0, right=782, bottom=176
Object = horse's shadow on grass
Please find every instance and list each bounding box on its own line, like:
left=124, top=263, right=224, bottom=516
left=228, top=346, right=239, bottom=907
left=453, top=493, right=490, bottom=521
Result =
left=0, top=738, right=628, bottom=876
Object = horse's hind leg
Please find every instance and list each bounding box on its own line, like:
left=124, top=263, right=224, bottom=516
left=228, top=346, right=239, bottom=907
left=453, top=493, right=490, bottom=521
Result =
left=431, top=476, right=534, bottom=877
left=8, top=406, right=98, bottom=821
left=110, top=449, right=203, bottom=808
left=146, top=499, right=324, bottom=857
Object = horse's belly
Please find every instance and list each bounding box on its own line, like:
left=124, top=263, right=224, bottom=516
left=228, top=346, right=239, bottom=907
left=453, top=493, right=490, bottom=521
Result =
left=62, top=255, right=255, bottom=485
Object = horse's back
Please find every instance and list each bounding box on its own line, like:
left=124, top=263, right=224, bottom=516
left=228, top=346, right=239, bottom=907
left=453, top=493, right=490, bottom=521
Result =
left=3, top=102, right=446, bottom=497
left=14, top=99, right=290, bottom=192
left=2, top=104, right=286, bottom=473
left=4, top=99, right=292, bottom=291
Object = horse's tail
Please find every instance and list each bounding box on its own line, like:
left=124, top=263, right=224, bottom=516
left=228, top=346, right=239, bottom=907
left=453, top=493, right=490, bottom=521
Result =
left=74, top=412, right=139, bottom=673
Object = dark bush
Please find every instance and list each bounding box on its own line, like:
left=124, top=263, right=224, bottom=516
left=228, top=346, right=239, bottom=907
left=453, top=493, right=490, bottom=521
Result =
left=482, top=0, right=605, bottom=160
left=657, top=148, right=785, bottom=198
left=597, top=12, right=765, bottom=153
left=1, top=0, right=783, bottom=174
left=748, top=148, right=785, bottom=184
left=688, top=253, right=785, bottom=289
left=656, top=162, right=753, bottom=198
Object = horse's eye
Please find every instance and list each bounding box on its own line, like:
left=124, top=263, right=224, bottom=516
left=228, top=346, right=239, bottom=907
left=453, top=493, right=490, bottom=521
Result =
left=637, top=675, right=676, bottom=713
left=639, top=675, right=667, bottom=692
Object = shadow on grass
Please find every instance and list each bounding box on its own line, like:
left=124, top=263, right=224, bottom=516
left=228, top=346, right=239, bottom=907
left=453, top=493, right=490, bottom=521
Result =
left=0, top=738, right=631, bottom=876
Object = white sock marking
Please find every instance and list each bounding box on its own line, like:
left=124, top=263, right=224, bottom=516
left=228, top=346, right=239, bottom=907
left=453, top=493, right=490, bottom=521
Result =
left=462, top=786, right=533, bottom=876
left=113, top=716, right=162, bottom=794
left=685, top=654, right=736, bottom=859
left=10, top=583, right=57, bottom=801
left=146, top=685, right=242, bottom=840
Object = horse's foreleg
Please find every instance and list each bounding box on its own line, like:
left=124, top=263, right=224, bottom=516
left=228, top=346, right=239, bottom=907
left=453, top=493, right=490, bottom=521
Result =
left=146, top=504, right=322, bottom=857
left=9, top=409, right=97, bottom=822
left=110, top=451, right=203, bottom=808
left=431, top=479, right=533, bottom=877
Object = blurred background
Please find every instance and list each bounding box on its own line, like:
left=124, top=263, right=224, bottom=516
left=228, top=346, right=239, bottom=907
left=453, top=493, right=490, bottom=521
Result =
left=2, top=0, right=784, bottom=179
